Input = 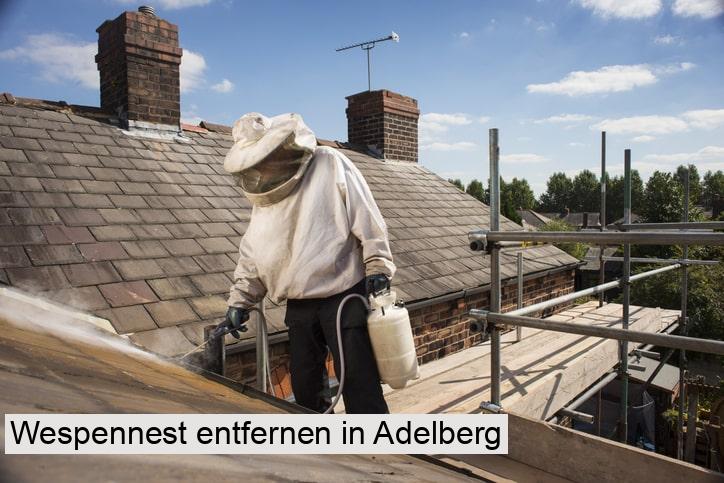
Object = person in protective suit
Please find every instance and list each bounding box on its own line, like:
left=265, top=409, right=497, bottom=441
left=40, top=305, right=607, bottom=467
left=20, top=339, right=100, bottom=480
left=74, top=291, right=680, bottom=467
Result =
left=217, top=112, right=395, bottom=414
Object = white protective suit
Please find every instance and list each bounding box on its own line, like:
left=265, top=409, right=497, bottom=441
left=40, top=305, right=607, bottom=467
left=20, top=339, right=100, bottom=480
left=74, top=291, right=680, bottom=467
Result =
left=225, top=114, right=395, bottom=308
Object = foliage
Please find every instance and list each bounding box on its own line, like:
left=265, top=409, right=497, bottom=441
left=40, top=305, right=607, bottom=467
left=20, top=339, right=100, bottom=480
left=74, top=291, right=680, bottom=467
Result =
left=538, top=219, right=589, bottom=260
left=465, top=179, right=486, bottom=203
left=675, top=164, right=701, bottom=206
left=605, top=170, right=644, bottom=224
left=464, top=177, right=534, bottom=225
left=448, top=178, right=464, bottom=191
left=702, top=170, right=723, bottom=209
left=538, top=172, right=573, bottom=212
left=571, top=169, right=600, bottom=212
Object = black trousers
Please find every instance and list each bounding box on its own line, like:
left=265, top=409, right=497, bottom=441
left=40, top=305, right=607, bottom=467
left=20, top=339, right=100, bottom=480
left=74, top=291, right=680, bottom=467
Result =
left=285, top=279, right=389, bottom=414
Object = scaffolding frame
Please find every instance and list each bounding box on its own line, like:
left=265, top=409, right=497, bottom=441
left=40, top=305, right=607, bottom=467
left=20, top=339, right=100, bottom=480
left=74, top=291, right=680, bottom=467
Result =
left=469, top=128, right=724, bottom=461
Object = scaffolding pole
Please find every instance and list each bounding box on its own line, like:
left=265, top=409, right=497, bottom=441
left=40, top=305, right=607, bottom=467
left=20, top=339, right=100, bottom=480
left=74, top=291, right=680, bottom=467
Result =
left=256, top=302, right=269, bottom=393
left=599, top=131, right=606, bottom=308
left=489, top=128, right=501, bottom=407
left=470, top=230, right=724, bottom=246
left=677, top=169, right=690, bottom=460
left=613, top=221, right=724, bottom=231
left=602, top=256, right=719, bottom=266
left=516, top=252, right=523, bottom=342
left=619, top=149, right=632, bottom=443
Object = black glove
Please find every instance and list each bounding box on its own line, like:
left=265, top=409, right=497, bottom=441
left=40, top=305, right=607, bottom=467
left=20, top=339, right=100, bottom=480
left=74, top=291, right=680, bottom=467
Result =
left=365, top=273, right=390, bottom=298
left=213, top=307, right=250, bottom=339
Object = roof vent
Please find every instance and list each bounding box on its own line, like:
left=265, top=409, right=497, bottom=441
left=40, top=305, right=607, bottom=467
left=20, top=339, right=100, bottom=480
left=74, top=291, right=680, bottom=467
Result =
left=138, top=5, right=156, bottom=17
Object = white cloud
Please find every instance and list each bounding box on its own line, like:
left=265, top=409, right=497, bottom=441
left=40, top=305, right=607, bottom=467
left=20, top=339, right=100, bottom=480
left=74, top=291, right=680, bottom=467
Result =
left=458, top=32, right=470, bottom=39
left=0, top=33, right=98, bottom=89
left=115, top=0, right=213, bottom=9
left=576, top=0, right=662, bottom=19
left=421, top=113, right=473, bottom=126
left=632, top=135, right=656, bottom=142
left=534, top=113, right=594, bottom=124
left=568, top=142, right=586, bottom=147
left=421, top=142, right=477, bottom=152
left=478, top=116, right=491, bottom=124
left=528, top=63, right=694, bottom=97
left=682, top=109, right=724, bottom=129
left=180, top=49, right=207, bottom=93
left=500, top=153, right=549, bottom=164
left=642, top=146, right=724, bottom=168
left=592, top=115, right=688, bottom=134
left=672, top=0, right=724, bottom=19
left=527, top=65, right=656, bottom=96
left=211, top=78, right=234, bottom=93
left=653, top=34, right=681, bottom=45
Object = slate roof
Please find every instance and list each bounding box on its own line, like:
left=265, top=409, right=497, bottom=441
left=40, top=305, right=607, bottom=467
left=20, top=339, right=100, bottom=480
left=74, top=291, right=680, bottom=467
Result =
left=516, top=209, right=552, bottom=229
left=0, top=96, right=578, bottom=356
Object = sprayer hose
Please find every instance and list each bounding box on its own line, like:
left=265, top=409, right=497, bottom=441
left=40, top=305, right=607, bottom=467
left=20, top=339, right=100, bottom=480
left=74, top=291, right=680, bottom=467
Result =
left=323, top=293, right=370, bottom=415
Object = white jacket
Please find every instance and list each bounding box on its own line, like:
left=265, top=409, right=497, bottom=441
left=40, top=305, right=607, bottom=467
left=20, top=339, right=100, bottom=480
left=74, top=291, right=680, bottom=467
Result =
left=228, top=146, right=396, bottom=308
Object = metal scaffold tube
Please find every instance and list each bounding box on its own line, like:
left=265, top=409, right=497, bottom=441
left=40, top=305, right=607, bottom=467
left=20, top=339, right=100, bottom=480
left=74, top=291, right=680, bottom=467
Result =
left=678, top=169, right=690, bottom=461
left=516, top=252, right=523, bottom=342
left=619, top=149, right=632, bottom=443
left=475, top=312, right=724, bottom=357
left=489, top=128, right=501, bottom=407
left=474, top=230, right=724, bottom=246
left=599, top=131, right=606, bottom=308
left=602, top=256, right=719, bottom=266
left=613, top=221, right=724, bottom=231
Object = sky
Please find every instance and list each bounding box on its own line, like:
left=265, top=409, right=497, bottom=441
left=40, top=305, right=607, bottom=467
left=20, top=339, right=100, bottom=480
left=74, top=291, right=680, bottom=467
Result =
left=1, top=0, right=723, bottom=196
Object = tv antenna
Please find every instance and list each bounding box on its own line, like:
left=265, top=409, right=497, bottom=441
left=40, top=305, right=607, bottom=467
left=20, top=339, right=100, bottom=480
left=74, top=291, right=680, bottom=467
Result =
left=336, top=32, right=399, bottom=91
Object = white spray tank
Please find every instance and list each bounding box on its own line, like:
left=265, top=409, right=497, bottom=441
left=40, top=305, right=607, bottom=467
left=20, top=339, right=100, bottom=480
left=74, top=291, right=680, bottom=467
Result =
left=366, top=291, right=420, bottom=389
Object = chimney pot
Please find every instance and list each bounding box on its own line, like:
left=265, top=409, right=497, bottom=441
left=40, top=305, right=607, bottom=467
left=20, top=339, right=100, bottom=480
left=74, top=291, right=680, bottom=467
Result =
left=138, top=5, right=156, bottom=17
left=346, top=89, right=419, bottom=162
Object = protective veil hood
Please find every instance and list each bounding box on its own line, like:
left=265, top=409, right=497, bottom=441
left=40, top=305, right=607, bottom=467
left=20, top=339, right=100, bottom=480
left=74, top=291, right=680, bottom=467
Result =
left=224, top=112, right=316, bottom=206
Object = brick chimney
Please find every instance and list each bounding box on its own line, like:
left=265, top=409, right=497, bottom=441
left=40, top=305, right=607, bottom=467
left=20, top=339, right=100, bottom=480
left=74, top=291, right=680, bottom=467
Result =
left=95, top=6, right=182, bottom=131
left=346, top=89, right=419, bottom=163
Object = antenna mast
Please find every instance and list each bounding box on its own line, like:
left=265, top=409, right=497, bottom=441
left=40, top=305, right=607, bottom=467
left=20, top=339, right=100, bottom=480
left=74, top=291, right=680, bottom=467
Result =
left=336, top=32, right=399, bottom=91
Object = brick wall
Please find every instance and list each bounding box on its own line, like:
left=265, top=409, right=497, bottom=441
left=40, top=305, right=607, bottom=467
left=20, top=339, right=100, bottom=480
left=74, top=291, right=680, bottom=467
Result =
left=95, top=10, right=182, bottom=128
left=346, top=90, right=419, bottom=163
left=225, top=268, right=576, bottom=396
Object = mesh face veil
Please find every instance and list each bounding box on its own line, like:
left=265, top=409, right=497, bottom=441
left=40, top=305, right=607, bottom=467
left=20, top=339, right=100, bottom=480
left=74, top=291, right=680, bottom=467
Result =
left=237, top=143, right=307, bottom=194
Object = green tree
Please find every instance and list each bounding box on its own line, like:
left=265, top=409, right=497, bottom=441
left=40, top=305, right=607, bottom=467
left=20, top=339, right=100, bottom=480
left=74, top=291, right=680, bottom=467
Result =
left=448, top=178, right=464, bottom=191
left=702, top=170, right=723, bottom=211
left=675, top=164, right=701, bottom=207
left=506, top=177, right=536, bottom=211
left=606, top=170, right=644, bottom=224
left=642, top=171, right=682, bottom=223
left=571, top=169, right=600, bottom=212
left=538, top=172, right=573, bottom=213
left=465, top=179, right=486, bottom=203
left=538, top=219, right=588, bottom=260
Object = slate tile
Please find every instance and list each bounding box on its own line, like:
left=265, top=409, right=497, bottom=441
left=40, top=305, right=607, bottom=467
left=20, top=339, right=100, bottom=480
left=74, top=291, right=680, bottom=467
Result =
left=163, top=152, right=193, bottom=164
left=112, top=258, right=164, bottom=280
left=136, top=209, right=176, bottom=224
left=98, top=208, right=141, bottom=224
left=97, top=305, right=157, bottom=333
left=88, top=167, right=127, bottom=181
left=190, top=272, right=232, bottom=295
left=145, top=299, right=199, bottom=327
left=188, top=294, right=227, bottom=319
left=155, top=171, right=187, bottom=184
left=25, top=244, right=83, bottom=265
left=52, top=165, right=93, bottom=180
left=204, top=209, right=236, bottom=222
left=40, top=178, right=85, bottom=193
left=199, top=222, right=236, bottom=237
left=128, top=326, right=195, bottom=356
left=23, top=192, right=73, bottom=208
left=4, top=177, right=44, bottom=192
left=0, top=226, right=45, bottom=245
left=6, top=265, right=69, bottom=291
left=42, top=225, right=95, bottom=244
left=130, top=224, right=173, bottom=240
left=171, top=208, right=207, bottom=223
left=0, top=136, right=42, bottom=151
left=49, top=131, right=84, bottom=143
left=194, top=254, right=237, bottom=272
left=197, top=237, right=237, bottom=254
left=165, top=223, right=205, bottom=238
left=108, top=194, right=148, bottom=209
left=0, top=192, right=28, bottom=207
left=10, top=126, right=50, bottom=139
left=38, top=139, right=79, bottom=153
left=62, top=152, right=101, bottom=167
left=8, top=161, right=54, bottom=178
left=205, top=197, right=237, bottom=209
left=161, top=238, right=204, bottom=256
left=78, top=241, right=129, bottom=261
left=73, top=143, right=109, bottom=156
left=0, top=246, right=31, bottom=268
left=118, top=182, right=155, bottom=195
left=89, top=225, right=136, bottom=241
left=80, top=180, right=122, bottom=194
left=99, top=280, right=158, bottom=307
left=152, top=183, right=185, bottom=196
left=69, top=193, right=114, bottom=209
left=124, top=169, right=152, bottom=182
left=182, top=184, right=213, bottom=197
left=82, top=134, right=116, bottom=146
left=148, top=276, right=198, bottom=300
left=155, top=256, right=204, bottom=277
left=7, top=208, right=60, bottom=225
left=63, top=261, right=121, bottom=286
left=120, top=240, right=168, bottom=259
left=56, top=208, right=104, bottom=226
left=177, top=196, right=211, bottom=209
left=145, top=195, right=182, bottom=209
left=42, top=285, right=110, bottom=311
left=98, top=156, right=134, bottom=169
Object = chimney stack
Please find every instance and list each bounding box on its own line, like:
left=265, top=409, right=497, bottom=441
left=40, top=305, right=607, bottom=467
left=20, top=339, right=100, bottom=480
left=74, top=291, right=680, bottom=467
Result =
left=346, top=89, right=419, bottom=163
left=96, top=6, right=182, bottom=131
